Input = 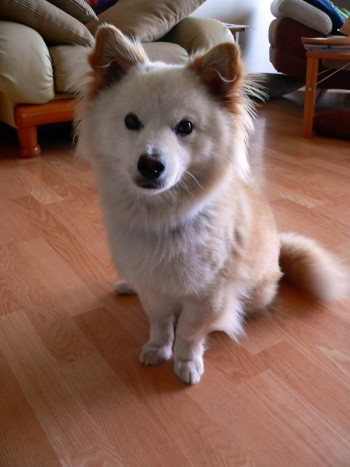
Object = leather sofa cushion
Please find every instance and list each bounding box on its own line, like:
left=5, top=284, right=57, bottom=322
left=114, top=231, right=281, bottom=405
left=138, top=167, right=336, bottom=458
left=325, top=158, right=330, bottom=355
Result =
left=313, top=109, right=350, bottom=140
left=269, top=46, right=308, bottom=82
left=86, top=0, right=205, bottom=42
left=0, top=0, right=94, bottom=46
left=269, top=17, right=320, bottom=55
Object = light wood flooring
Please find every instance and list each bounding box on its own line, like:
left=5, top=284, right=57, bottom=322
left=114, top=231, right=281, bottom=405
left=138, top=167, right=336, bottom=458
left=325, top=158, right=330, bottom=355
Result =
left=0, top=91, right=349, bottom=466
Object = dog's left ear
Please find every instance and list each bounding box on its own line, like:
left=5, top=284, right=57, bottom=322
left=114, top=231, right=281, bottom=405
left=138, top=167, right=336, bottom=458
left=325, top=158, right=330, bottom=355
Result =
left=188, top=42, right=243, bottom=109
left=88, top=24, right=147, bottom=98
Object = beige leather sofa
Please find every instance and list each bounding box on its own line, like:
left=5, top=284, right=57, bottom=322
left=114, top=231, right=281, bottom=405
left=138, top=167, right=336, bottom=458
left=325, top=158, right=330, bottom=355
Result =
left=0, top=0, right=232, bottom=157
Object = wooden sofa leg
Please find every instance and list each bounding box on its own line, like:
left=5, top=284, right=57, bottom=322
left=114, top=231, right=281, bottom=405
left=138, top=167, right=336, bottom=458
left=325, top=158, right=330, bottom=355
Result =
left=16, top=126, right=41, bottom=158
left=14, top=100, right=75, bottom=157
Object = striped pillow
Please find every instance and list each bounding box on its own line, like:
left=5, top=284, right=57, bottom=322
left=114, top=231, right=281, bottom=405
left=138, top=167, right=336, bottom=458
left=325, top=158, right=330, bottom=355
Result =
left=48, top=0, right=98, bottom=23
left=0, top=0, right=94, bottom=46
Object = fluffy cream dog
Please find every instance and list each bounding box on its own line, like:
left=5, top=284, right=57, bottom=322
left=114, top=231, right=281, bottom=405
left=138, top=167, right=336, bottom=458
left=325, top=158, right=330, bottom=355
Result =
left=76, top=25, right=349, bottom=384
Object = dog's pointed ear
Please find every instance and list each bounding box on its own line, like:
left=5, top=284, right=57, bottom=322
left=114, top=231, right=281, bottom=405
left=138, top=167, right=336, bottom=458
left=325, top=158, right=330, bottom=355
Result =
left=187, top=42, right=243, bottom=109
left=88, top=24, right=147, bottom=97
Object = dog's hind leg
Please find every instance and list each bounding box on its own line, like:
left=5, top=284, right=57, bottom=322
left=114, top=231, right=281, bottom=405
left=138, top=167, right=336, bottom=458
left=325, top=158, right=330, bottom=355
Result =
left=245, top=278, right=280, bottom=316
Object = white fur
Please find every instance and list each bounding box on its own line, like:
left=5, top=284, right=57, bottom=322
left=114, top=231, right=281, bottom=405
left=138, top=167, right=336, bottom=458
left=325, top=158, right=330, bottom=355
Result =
left=76, top=27, right=348, bottom=385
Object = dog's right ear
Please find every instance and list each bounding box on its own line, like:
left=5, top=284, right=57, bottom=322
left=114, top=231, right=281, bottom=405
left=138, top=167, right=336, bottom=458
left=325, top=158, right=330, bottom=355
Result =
left=88, top=24, right=147, bottom=98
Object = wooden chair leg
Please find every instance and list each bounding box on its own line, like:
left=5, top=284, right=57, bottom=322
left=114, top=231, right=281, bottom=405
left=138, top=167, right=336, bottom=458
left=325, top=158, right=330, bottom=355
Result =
left=16, top=126, right=41, bottom=158
left=303, top=56, right=319, bottom=138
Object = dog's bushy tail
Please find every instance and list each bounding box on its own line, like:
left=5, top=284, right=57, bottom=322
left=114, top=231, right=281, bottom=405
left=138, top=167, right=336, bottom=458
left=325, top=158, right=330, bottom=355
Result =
left=279, top=232, right=349, bottom=301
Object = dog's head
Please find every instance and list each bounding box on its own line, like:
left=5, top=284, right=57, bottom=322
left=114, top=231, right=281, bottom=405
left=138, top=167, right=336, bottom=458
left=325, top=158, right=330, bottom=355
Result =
left=76, top=25, right=252, bottom=224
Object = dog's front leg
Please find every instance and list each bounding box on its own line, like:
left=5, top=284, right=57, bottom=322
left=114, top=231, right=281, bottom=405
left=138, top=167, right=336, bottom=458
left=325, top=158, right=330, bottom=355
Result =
left=174, top=297, right=215, bottom=385
left=139, top=293, right=177, bottom=366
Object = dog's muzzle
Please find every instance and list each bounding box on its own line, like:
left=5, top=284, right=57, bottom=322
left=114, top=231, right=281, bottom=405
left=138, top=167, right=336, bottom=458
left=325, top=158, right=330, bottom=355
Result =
left=136, top=153, right=166, bottom=189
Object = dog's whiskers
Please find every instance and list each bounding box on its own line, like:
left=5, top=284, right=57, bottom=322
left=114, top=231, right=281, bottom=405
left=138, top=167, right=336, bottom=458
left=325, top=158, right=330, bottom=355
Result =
left=185, top=171, right=204, bottom=190
left=177, top=179, right=191, bottom=194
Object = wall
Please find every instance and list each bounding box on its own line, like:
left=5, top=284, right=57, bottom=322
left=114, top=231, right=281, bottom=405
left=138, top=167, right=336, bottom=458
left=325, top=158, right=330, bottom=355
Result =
left=192, top=0, right=275, bottom=73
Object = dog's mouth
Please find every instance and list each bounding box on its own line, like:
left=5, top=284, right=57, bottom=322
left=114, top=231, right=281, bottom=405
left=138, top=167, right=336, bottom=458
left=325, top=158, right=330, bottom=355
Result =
left=134, top=177, right=166, bottom=193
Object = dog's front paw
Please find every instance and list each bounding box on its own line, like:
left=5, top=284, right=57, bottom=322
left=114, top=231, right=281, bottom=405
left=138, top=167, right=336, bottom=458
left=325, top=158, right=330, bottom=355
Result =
left=140, top=342, right=172, bottom=366
left=174, top=358, right=204, bottom=385
left=114, top=280, right=136, bottom=295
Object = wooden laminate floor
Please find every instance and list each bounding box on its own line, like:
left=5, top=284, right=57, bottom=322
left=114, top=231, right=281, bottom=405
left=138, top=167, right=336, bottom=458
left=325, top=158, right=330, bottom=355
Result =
left=0, top=92, right=349, bottom=466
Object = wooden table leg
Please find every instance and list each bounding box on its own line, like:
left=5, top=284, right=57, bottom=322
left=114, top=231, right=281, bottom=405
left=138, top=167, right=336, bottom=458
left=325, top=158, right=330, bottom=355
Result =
left=303, top=56, right=319, bottom=138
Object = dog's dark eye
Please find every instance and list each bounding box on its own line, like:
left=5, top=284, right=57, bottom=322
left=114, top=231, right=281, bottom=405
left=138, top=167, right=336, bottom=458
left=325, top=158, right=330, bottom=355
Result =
left=176, top=120, right=193, bottom=136
left=125, top=113, right=142, bottom=131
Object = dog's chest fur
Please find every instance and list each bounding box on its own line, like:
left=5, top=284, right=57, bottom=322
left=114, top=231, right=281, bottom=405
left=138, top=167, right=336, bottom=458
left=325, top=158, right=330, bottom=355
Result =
left=107, top=203, right=245, bottom=297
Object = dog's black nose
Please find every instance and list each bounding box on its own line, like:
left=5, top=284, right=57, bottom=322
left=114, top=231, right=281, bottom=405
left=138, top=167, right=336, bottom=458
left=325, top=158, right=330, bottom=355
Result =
left=137, top=154, right=166, bottom=180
